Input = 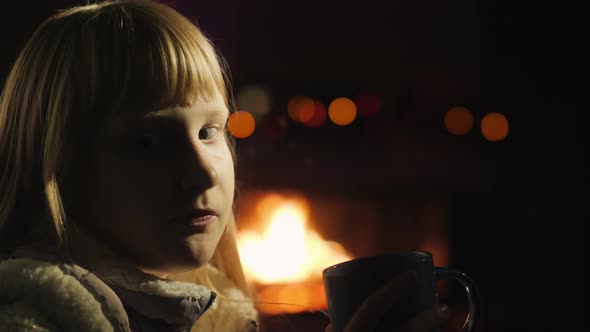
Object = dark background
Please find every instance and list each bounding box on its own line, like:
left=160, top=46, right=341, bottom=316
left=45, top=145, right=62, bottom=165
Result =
left=2, top=0, right=586, bottom=331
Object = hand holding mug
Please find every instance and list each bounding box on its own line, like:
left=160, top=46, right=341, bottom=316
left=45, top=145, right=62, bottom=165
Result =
left=323, top=251, right=480, bottom=332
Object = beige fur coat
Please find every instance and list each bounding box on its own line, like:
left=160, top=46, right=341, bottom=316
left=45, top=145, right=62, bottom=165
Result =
left=0, top=235, right=258, bottom=332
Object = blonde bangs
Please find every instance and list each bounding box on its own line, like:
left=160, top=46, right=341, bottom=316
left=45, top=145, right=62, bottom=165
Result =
left=121, top=2, right=229, bottom=112
left=68, top=0, right=230, bottom=118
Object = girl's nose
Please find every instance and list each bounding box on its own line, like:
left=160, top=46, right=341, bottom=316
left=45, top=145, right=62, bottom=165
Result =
left=178, top=148, right=217, bottom=194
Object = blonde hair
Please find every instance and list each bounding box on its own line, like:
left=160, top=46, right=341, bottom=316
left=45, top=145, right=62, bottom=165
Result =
left=0, top=0, right=249, bottom=296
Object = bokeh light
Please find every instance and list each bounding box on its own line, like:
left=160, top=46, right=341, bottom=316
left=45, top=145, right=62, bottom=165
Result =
left=303, top=101, right=327, bottom=128
left=328, top=97, right=357, bottom=125
left=228, top=111, right=256, bottom=138
left=236, top=84, right=272, bottom=121
left=355, top=92, right=382, bottom=117
left=481, top=112, right=509, bottom=142
left=288, top=96, right=315, bottom=123
left=444, top=106, right=474, bottom=135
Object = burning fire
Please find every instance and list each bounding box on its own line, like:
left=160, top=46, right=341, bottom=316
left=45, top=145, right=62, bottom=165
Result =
left=237, top=194, right=352, bottom=313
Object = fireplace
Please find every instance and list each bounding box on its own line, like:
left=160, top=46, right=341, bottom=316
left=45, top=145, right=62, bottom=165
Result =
left=231, top=122, right=487, bottom=331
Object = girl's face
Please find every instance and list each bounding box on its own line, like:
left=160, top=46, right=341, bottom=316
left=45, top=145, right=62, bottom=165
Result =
left=67, top=93, right=235, bottom=273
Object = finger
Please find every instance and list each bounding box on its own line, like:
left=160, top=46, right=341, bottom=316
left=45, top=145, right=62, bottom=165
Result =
left=344, top=271, right=420, bottom=332
left=399, top=304, right=451, bottom=332
left=325, top=323, right=333, bottom=332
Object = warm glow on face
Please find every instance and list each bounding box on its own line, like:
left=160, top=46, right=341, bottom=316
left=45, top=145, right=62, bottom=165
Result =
left=237, top=196, right=352, bottom=284
left=328, top=97, right=357, bottom=125
left=288, top=96, right=316, bottom=123
left=445, top=106, right=474, bottom=135
left=481, top=112, right=509, bottom=142
left=228, top=111, right=256, bottom=138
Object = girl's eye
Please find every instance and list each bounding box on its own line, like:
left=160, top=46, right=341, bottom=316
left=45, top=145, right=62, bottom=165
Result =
left=199, top=126, right=220, bottom=141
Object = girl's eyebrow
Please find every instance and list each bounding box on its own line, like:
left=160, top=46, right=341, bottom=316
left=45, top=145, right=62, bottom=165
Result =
left=106, top=105, right=229, bottom=131
left=145, top=105, right=230, bottom=119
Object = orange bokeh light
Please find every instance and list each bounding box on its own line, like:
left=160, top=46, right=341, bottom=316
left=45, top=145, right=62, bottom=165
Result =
left=444, top=106, right=474, bottom=135
left=328, top=97, right=357, bottom=125
left=228, top=111, right=256, bottom=138
left=481, top=112, right=509, bottom=142
left=288, top=96, right=316, bottom=123
left=303, top=101, right=327, bottom=128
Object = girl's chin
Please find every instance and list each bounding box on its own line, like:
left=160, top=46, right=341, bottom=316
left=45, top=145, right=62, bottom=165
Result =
left=140, top=260, right=209, bottom=276
left=138, top=250, right=213, bottom=275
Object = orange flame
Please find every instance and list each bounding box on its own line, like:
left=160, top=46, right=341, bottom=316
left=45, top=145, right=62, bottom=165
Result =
left=238, top=195, right=351, bottom=285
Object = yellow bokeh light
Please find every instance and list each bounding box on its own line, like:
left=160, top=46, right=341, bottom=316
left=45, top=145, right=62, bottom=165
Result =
left=481, top=112, right=509, bottom=142
left=236, top=84, right=271, bottom=120
left=445, top=106, right=474, bottom=135
left=328, top=97, right=357, bottom=125
left=288, top=96, right=315, bottom=123
left=228, top=111, right=255, bottom=138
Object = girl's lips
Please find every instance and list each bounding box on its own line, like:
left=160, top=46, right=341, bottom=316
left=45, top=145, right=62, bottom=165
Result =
left=188, top=214, right=215, bottom=226
left=171, top=209, right=217, bottom=232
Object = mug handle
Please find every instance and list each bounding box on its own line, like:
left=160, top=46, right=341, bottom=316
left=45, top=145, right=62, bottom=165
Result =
left=435, top=267, right=481, bottom=332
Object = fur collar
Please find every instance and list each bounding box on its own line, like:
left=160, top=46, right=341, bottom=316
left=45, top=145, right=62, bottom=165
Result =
left=0, top=225, right=258, bottom=331
left=0, top=256, right=124, bottom=331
